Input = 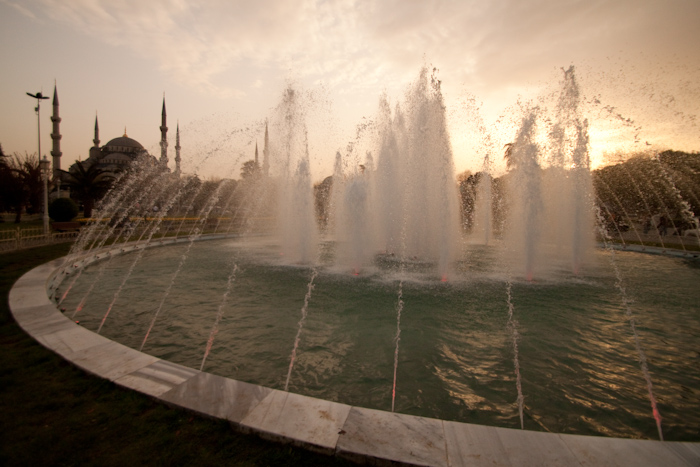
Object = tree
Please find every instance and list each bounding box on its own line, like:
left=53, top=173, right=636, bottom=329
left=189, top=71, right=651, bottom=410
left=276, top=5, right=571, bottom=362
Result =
left=0, top=151, right=43, bottom=223
left=458, top=171, right=483, bottom=230
left=592, top=151, right=700, bottom=233
left=240, top=160, right=261, bottom=180
left=314, top=176, right=333, bottom=230
left=503, top=143, right=515, bottom=170
left=0, top=143, right=6, bottom=169
left=17, top=153, right=43, bottom=215
left=62, top=161, right=115, bottom=218
left=0, top=145, right=19, bottom=221
left=191, top=179, right=222, bottom=215
left=49, top=197, right=79, bottom=222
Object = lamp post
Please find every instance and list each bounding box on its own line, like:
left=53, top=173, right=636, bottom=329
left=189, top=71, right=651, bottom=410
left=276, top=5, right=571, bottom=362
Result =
left=26, top=91, right=50, bottom=234
left=40, top=155, right=51, bottom=235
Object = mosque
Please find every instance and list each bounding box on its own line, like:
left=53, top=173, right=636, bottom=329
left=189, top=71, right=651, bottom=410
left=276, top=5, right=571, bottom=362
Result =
left=49, top=85, right=182, bottom=183
left=80, top=98, right=182, bottom=177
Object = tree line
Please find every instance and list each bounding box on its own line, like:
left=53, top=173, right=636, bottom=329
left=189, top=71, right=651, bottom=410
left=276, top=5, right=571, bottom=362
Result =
left=0, top=147, right=270, bottom=227
left=3, top=143, right=698, bottom=236
left=455, top=149, right=700, bottom=235
left=0, top=145, right=44, bottom=223
left=0, top=144, right=118, bottom=223
left=310, top=150, right=699, bottom=237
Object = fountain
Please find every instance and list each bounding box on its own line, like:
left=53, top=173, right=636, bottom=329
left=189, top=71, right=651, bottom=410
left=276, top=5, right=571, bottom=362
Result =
left=39, top=66, right=700, bottom=446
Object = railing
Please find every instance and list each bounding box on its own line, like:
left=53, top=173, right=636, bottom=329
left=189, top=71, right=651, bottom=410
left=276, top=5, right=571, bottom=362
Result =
left=0, top=227, right=79, bottom=253
left=0, top=216, right=276, bottom=253
left=90, top=217, right=275, bottom=238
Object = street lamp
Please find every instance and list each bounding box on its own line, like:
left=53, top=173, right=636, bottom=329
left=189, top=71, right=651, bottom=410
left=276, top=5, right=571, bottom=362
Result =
left=26, top=91, right=49, bottom=159
left=40, top=155, right=51, bottom=235
left=27, top=91, right=50, bottom=234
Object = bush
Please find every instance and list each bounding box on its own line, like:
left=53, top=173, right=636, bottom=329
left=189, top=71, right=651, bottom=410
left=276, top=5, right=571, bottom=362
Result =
left=49, top=197, right=79, bottom=222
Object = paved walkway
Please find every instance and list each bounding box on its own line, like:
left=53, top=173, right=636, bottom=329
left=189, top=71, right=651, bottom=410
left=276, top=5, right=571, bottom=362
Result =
left=9, top=244, right=700, bottom=466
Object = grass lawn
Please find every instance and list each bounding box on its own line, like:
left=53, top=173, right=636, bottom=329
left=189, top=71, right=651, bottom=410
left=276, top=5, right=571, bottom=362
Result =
left=0, top=244, right=356, bottom=466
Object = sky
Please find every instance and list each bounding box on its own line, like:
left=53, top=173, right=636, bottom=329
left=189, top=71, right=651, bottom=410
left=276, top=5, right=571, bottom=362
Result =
left=1, top=0, right=699, bottom=181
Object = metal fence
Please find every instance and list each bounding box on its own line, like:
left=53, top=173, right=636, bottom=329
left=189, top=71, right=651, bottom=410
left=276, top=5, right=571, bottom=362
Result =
left=0, top=227, right=79, bottom=253
left=0, top=215, right=276, bottom=253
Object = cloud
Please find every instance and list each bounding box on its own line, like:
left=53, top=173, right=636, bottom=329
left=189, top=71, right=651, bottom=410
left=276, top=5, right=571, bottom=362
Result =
left=16, top=0, right=700, bottom=109
left=2, top=0, right=38, bottom=19
left=30, top=0, right=280, bottom=95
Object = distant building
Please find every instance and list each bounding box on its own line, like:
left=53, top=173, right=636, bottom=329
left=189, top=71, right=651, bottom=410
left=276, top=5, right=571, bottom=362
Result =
left=60, top=95, right=182, bottom=177
left=83, top=126, right=153, bottom=172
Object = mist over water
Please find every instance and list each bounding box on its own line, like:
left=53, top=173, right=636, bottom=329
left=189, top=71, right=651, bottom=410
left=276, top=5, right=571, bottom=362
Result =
left=327, top=68, right=460, bottom=276
left=255, top=66, right=599, bottom=281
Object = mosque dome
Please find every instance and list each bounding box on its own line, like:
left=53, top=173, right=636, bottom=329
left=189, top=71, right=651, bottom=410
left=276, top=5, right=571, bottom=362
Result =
left=104, top=135, right=144, bottom=151
left=102, top=153, right=133, bottom=165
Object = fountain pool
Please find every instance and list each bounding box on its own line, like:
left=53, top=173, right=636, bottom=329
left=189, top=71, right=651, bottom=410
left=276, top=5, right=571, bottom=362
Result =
left=55, top=236, right=700, bottom=441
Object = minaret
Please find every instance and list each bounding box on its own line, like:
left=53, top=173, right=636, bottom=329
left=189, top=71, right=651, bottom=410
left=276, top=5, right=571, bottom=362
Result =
left=93, top=115, right=100, bottom=147
left=89, top=114, right=100, bottom=161
left=160, top=96, right=168, bottom=168
left=50, top=84, right=62, bottom=181
left=174, top=121, right=181, bottom=177
left=262, top=120, right=270, bottom=176
left=255, top=141, right=259, bottom=166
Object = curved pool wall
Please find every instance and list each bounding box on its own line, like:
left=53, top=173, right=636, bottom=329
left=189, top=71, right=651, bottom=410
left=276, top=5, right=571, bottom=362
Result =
left=9, top=238, right=700, bottom=466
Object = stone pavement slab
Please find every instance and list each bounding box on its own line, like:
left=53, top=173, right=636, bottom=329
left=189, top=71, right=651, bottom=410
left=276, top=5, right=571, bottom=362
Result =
left=35, top=325, right=112, bottom=357
left=559, top=433, right=697, bottom=466
left=116, top=359, right=199, bottom=397
left=336, top=406, right=447, bottom=466
left=160, top=371, right=271, bottom=423
left=64, top=340, right=159, bottom=381
left=241, top=389, right=351, bottom=454
left=443, top=420, right=512, bottom=466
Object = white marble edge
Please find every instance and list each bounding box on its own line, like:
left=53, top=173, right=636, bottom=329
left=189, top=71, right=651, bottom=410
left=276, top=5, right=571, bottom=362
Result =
left=602, top=242, right=700, bottom=259
left=8, top=246, right=700, bottom=467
